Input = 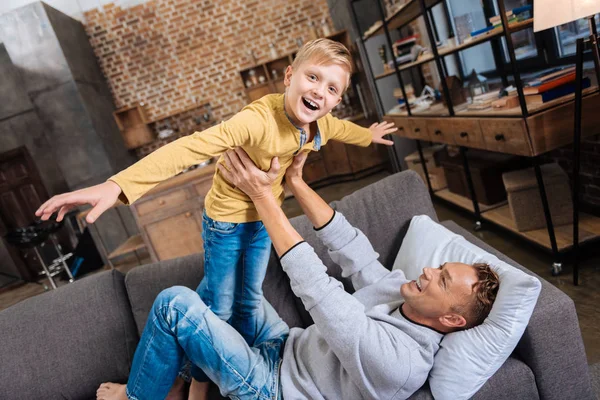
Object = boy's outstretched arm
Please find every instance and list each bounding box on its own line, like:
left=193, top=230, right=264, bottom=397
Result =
left=36, top=107, right=266, bottom=223
left=325, top=115, right=396, bottom=147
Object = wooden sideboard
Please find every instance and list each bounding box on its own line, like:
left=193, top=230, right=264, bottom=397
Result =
left=383, top=89, right=600, bottom=254
left=131, top=164, right=215, bottom=262
left=384, top=89, right=600, bottom=157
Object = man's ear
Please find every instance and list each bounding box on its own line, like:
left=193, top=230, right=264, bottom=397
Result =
left=284, top=65, right=293, bottom=87
left=439, top=313, right=467, bottom=330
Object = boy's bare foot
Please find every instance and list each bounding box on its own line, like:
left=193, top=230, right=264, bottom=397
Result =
left=188, top=378, right=210, bottom=400
left=96, top=382, right=127, bottom=400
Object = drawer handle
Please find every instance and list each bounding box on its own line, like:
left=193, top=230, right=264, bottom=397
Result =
left=185, top=212, right=192, bottom=218
left=434, top=130, right=442, bottom=135
left=495, top=134, right=505, bottom=141
left=398, top=126, right=404, bottom=131
left=158, top=200, right=166, bottom=205
left=460, top=132, right=468, bottom=138
left=414, top=128, right=421, bottom=133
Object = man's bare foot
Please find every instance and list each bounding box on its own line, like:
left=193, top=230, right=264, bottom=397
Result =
left=188, top=378, right=210, bottom=400
left=96, top=382, right=127, bottom=400
left=165, top=377, right=189, bottom=400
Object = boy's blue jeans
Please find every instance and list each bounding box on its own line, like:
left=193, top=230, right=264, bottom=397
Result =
left=186, top=211, right=272, bottom=382
left=125, top=286, right=289, bottom=400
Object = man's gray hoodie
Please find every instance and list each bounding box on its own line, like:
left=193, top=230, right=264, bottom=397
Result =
left=279, top=212, right=444, bottom=400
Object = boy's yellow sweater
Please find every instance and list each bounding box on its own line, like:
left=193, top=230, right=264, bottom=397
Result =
left=109, top=93, right=372, bottom=223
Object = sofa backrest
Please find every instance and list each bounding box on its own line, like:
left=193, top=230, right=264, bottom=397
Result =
left=0, top=270, right=138, bottom=400
left=124, top=251, right=307, bottom=336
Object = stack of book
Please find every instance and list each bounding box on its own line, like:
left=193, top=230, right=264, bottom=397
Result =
left=465, top=5, right=532, bottom=44
left=523, top=67, right=591, bottom=105
left=488, top=5, right=532, bottom=28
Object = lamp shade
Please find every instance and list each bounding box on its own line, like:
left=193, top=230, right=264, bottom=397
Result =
left=534, top=0, right=600, bottom=32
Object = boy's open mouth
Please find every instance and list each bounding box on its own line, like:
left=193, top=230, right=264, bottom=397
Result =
left=302, top=97, right=320, bottom=111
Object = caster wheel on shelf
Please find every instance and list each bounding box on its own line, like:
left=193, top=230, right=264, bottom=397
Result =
left=474, top=221, right=483, bottom=231
left=551, top=263, right=562, bottom=276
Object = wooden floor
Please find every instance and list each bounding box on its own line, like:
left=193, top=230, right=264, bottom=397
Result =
left=2, top=171, right=600, bottom=365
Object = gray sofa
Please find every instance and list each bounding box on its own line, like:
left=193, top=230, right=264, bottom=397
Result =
left=0, top=170, right=594, bottom=400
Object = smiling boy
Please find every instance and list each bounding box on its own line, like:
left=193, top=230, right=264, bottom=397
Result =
left=37, top=38, right=397, bottom=399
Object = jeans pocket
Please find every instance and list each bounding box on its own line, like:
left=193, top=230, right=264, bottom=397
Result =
left=209, top=220, right=239, bottom=234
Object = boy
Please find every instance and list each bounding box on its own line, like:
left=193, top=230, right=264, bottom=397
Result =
left=36, top=38, right=397, bottom=396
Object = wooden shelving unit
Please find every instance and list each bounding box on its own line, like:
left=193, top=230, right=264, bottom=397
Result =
left=351, top=0, right=600, bottom=278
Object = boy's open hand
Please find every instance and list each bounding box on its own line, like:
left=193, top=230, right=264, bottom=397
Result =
left=35, top=181, right=122, bottom=224
left=218, top=148, right=280, bottom=200
left=369, top=121, right=397, bottom=146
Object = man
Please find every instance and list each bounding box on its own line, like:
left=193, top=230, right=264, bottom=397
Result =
left=97, top=149, right=499, bottom=400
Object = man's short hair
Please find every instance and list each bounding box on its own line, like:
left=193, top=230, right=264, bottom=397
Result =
left=292, top=38, right=353, bottom=89
left=454, top=263, right=500, bottom=329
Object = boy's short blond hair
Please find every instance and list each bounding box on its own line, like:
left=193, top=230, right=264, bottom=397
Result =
left=292, top=38, right=353, bottom=89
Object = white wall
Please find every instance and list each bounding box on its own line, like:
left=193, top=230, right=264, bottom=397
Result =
left=0, top=0, right=150, bottom=22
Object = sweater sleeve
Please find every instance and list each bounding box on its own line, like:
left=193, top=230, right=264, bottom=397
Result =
left=324, top=114, right=372, bottom=147
left=280, top=243, right=410, bottom=398
left=315, top=212, right=399, bottom=290
left=109, top=107, right=268, bottom=204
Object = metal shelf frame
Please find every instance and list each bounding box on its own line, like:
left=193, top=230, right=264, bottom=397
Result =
left=350, top=0, right=600, bottom=283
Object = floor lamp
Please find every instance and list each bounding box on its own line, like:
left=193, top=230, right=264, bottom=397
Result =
left=534, top=1, right=600, bottom=285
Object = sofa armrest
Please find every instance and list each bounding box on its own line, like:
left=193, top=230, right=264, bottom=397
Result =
left=440, top=220, right=594, bottom=400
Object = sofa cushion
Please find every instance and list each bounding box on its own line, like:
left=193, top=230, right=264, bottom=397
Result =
left=392, top=215, right=541, bottom=400
left=0, top=270, right=138, bottom=400
left=407, top=356, right=538, bottom=399
left=287, top=170, right=437, bottom=325
left=125, top=252, right=305, bottom=336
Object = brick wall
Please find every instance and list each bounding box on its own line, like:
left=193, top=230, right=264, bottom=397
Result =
left=83, top=0, right=331, bottom=127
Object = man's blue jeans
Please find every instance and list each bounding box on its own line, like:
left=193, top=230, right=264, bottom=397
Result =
left=125, top=286, right=289, bottom=400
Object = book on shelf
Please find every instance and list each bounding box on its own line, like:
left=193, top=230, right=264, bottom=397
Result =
left=525, top=77, right=591, bottom=105
left=523, top=72, right=576, bottom=95
left=525, top=66, right=575, bottom=86
left=488, top=5, right=531, bottom=24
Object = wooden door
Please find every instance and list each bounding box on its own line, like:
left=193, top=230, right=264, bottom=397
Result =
left=0, top=147, right=49, bottom=280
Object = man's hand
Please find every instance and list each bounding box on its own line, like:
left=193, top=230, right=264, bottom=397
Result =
left=35, top=181, right=123, bottom=224
left=369, top=121, right=397, bottom=146
left=218, top=148, right=280, bottom=200
left=285, top=151, right=309, bottom=185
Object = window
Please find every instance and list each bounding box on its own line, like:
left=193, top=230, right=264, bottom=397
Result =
left=555, top=15, right=600, bottom=57
left=438, top=0, right=599, bottom=78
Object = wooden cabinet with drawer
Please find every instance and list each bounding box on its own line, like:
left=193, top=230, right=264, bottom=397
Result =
left=131, top=164, right=215, bottom=262
left=451, top=118, right=485, bottom=149
left=406, top=118, right=432, bottom=141
left=480, top=118, right=532, bottom=156
left=425, top=118, right=454, bottom=145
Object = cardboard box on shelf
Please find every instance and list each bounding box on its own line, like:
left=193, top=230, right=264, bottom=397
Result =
left=404, top=145, right=447, bottom=191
